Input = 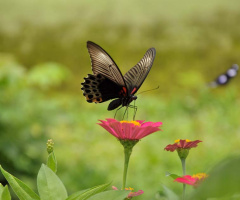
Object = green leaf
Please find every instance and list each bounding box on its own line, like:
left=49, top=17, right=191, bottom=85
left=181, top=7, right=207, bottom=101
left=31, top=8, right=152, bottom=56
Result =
left=88, top=190, right=129, bottom=200
left=0, top=184, right=11, bottom=200
left=47, top=152, right=57, bottom=173
left=0, top=166, right=40, bottom=200
left=66, top=182, right=111, bottom=200
left=189, top=156, right=240, bottom=200
left=162, top=185, right=179, bottom=200
left=37, top=164, right=67, bottom=200
left=165, top=172, right=180, bottom=180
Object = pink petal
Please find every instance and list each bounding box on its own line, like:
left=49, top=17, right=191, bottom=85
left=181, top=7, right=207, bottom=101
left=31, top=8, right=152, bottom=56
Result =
left=128, top=190, right=144, bottom=197
left=179, top=140, right=188, bottom=148
left=98, top=122, right=118, bottom=138
left=152, top=121, right=163, bottom=127
left=141, top=121, right=154, bottom=127
left=137, top=126, right=160, bottom=139
left=112, top=186, right=118, bottom=190
left=174, top=175, right=197, bottom=185
left=110, top=122, right=124, bottom=139
left=136, top=120, right=145, bottom=124
left=121, top=122, right=141, bottom=140
left=164, top=143, right=178, bottom=151
left=106, top=118, right=117, bottom=123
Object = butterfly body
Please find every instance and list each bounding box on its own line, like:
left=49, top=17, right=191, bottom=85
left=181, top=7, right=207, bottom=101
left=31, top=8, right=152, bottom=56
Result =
left=81, top=41, right=156, bottom=110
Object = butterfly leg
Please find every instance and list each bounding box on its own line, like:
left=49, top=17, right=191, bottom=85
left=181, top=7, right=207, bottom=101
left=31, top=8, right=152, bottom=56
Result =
left=114, top=106, right=123, bottom=119
left=128, top=104, right=137, bottom=120
left=133, top=100, right=137, bottom=120
left=122, top=106, right=129, bottom=120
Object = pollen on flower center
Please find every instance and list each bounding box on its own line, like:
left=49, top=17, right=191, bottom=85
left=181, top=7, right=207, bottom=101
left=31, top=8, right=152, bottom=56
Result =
left=193, top=173, right=208, bottom=180
left=125, top=187, right=134, bottom=191
left=174, top=139, right=191, bottom=143
left=120, top=120, right=141, bottom=126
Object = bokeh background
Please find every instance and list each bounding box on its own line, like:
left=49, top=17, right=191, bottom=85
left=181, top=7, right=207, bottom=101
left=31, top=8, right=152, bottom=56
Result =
left=0, top=0, right=240, bottom=199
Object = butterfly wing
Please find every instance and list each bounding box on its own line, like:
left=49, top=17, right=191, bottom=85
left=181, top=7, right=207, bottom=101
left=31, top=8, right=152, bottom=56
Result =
left=123, top=48, right=156, bottom=95
left=81, top=74, right=124, bottom=103
left=87, top=41, right=126, bottom=87
left=82, top=41, right=128, bottom=105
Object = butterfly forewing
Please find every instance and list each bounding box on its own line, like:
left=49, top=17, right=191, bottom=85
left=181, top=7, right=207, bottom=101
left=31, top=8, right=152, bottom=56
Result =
left=87, top=41, right=126, bottom=88
left=123, top=48, right=156, bottom=94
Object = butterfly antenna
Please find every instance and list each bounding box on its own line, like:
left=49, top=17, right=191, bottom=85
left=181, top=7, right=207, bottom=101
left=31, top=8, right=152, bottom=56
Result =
left=137, top=86, right=160, bottom=95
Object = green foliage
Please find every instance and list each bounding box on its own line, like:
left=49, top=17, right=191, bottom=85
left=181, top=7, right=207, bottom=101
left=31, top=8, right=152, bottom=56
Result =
left=0, top=166, right=40, bottom=200
left=66, top=182, right=111, bottom=200
left=26, top=62, right=70, bottom=90
left=0, top=56, right=71, bottom=188
left=156, top=185, right=179, bottom=200
left=189, top=156, right=240, bottom=200
left=0, top=153, right=114, bottom=200
left=165, top=172, right=180, bottom=180
left=37, top=164, right=68, bottom=200
left=0, top=184, right=11, bottom=200
left=47, top=152, right=57, bottom=173
left=88, top=190, right=129, bottom=200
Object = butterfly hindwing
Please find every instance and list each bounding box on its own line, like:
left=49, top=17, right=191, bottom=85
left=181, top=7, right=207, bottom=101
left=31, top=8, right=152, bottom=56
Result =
left=81, top=74, right=123, bottom=103
left=124, top=48, right=156, bottom=94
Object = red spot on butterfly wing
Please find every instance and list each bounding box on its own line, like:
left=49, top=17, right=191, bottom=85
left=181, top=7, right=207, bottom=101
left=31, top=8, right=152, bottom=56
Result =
left=130, top=87, right=137, bottom=95
left=122, top=87, right=127, bottom=94
left=119, top=87, right=127, bottom=96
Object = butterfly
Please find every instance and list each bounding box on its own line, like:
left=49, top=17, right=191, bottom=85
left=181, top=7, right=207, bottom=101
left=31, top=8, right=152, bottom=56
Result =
left=208, top=64, right=239, bottom=88
left=81, top=41, right=156, bottom=111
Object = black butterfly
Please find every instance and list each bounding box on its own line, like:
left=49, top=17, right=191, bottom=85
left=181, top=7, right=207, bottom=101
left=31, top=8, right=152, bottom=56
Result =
left=81, top=41, right=156, bottom=111
left=209, top=64, right=239, bottom=88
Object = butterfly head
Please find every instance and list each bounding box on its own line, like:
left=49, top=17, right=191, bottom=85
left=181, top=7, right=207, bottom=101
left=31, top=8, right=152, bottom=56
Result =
left=132, top=95, right=137, bottom=101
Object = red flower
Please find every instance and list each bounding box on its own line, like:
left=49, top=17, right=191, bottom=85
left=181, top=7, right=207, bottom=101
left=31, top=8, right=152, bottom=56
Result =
left=128, top=190, right=144, bottom=198
left=112, top=186, right=144, bottom=199
left=164, top=139, right=202, bottom=152
left=174, top=173, right=208, bottom=188
left=98, top=118, right=162, bottom=140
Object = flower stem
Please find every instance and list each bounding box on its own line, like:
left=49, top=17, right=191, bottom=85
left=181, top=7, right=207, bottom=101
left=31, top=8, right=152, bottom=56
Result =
left=122, top=147, right=132, bottom=189
left=181, top=158, right=186, bottom=175
left=181, top=158, right=186, bottom=200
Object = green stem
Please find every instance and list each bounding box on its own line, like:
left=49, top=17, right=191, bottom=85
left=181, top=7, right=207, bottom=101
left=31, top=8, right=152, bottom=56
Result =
left=181, top=158, right=186, bottom=200
left=122, top=147, right=132, bottom=190
left=181, top=158, right=186, bottom=175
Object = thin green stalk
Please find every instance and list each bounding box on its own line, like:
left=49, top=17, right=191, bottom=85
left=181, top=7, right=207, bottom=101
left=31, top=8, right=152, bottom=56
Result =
left=122, top=147, right=132, bottom=189
left=181, top=158, right=186, bottom=200
left=181, top=158, right=186, bottom=175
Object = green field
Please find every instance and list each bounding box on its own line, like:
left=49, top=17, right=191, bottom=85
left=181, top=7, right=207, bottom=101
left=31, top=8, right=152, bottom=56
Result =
left=1, top=0, right=240, bottom=199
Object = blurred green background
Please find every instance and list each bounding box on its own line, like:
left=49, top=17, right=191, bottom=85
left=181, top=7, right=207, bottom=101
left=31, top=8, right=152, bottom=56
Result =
left=0, top=0, right=240, bottom=199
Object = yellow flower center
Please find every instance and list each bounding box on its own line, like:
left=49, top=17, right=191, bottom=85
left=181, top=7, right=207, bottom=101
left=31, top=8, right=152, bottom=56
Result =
left=174, top=139, right=191, bottom=143
left=125, top=187, right=134, bottom=191
left=193, top=173, right=208, bottom=180
left=120, top=120, right=140, bottom=126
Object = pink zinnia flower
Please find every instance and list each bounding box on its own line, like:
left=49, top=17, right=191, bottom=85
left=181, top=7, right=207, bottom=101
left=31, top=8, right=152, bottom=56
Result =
left=112, top=186, right=144, bottom=199
left=100, top=119, right=162, bottom=190
left=98, top=118, right=162, bottom=140
left=174, top=173, right=208, bottom=188
left=164, top=139, right=202, bottom=152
